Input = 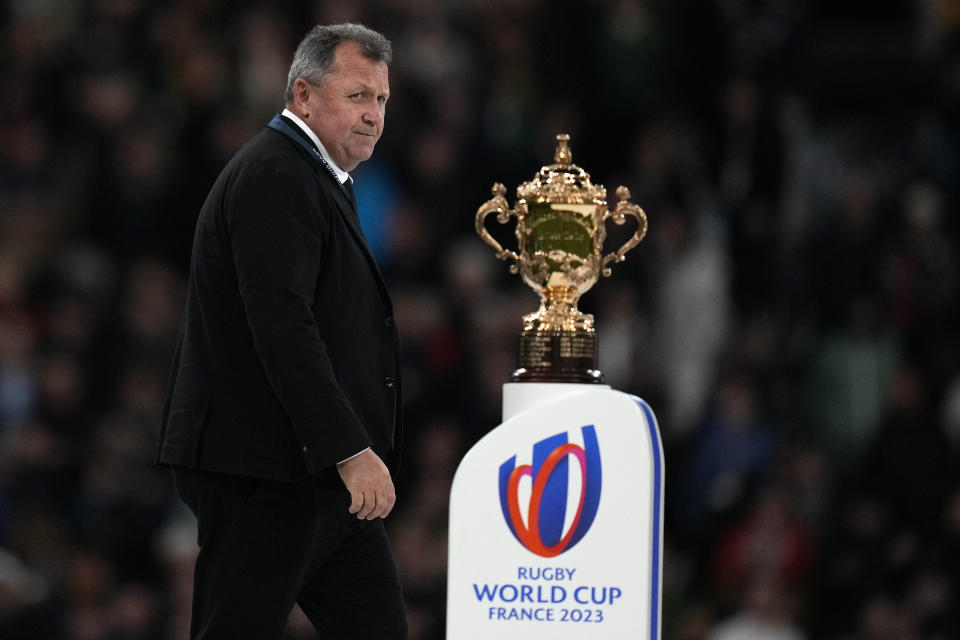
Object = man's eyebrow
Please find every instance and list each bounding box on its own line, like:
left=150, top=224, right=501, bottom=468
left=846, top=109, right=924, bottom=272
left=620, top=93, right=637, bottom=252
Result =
left=351, top=83, right=389, bottom=99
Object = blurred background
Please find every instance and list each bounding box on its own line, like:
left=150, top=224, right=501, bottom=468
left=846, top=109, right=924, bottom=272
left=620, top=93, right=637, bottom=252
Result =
left=1, top=0, right=959, bottom=638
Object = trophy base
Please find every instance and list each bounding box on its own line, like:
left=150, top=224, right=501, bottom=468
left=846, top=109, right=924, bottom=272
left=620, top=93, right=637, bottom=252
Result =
left=511, top=330, right=605, bottom=384
left=511, top=367, right=605, bottom=383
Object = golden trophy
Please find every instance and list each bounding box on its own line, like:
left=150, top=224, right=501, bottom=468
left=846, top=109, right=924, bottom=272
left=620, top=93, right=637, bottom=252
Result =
left=476, top=134, right=648, bottom=383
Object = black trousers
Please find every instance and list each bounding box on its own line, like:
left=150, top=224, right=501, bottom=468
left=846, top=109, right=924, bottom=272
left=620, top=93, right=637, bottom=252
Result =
left=172, top=467, right=408, bottom=639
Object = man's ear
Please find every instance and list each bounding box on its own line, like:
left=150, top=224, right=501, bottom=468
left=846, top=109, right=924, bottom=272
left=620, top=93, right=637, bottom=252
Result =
left=291, top=78, right=312, bottom=116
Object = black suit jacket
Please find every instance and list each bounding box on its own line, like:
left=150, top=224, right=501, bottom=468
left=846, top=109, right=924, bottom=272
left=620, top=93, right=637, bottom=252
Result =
left=157, top=125, right=402, bottom=483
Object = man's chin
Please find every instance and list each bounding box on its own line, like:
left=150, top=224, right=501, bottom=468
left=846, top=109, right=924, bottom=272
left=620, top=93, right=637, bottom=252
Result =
left=346, top=149, right=375, bottom=170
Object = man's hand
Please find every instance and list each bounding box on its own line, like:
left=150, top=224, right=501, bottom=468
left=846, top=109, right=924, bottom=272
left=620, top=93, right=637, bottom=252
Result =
left=335, top=449, right=396, bottom=519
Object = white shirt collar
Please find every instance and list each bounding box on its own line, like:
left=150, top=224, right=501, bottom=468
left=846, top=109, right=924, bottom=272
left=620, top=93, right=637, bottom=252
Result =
left=281, top=108, right=351, bottom=185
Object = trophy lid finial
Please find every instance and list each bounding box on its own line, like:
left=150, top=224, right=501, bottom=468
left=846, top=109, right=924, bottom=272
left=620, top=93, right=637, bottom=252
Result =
left=555, top=133, right=572, bottom=166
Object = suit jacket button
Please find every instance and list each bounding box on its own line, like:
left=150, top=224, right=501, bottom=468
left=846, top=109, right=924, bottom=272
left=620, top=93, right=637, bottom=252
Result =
left=302, top=444, right=310, bottom=453
left=384, top=376, right=396, bottom=389
left=384, top=317, right=395, bottom=328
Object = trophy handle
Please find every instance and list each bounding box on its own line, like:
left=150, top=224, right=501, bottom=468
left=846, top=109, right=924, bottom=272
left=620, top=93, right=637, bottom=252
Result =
left=476, top=183, right=520, bottom=273
left=601, top=186, right=648, bottom=277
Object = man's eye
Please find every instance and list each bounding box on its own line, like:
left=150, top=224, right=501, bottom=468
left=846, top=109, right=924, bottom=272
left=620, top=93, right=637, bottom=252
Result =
left=349, top=93, right=362, bottom=100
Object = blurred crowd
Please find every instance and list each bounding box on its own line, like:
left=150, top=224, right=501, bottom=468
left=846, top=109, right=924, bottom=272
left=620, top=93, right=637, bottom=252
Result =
left=1, top=0, right=959, bottom=638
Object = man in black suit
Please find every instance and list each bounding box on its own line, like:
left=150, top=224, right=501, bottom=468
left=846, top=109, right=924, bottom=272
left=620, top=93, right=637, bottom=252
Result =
left=157, top=23, right=406, bottom=639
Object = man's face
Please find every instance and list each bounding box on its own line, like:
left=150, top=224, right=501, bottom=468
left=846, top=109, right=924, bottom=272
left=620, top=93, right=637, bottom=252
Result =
left=303, top=42, right=389, bottom=172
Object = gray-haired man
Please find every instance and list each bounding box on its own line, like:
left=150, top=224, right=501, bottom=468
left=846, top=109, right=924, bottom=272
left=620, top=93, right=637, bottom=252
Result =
left=158, top=23, right=406, bottom=638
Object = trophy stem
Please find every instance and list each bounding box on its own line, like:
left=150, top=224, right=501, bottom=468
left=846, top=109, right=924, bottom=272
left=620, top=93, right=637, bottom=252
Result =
left=521, top=286, right=589, bottom=332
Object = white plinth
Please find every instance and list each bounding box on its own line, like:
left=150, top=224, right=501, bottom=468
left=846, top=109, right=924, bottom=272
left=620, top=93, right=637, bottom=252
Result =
left=502, top=382, right=610, bottom=421
left=447, top=385, right=664, bottom=639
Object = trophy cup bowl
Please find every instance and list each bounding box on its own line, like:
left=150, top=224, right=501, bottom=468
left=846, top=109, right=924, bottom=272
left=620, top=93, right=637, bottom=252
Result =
left=476, top=134, right=648, bottom=383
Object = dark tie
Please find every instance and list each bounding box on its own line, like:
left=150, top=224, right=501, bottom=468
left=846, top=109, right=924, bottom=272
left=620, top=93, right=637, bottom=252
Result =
left=342, top=177, right=357, bottom=210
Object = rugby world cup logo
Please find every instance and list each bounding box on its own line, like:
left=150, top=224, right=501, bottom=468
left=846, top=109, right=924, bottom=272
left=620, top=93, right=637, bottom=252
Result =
left=498, top=425, right=602, bottom=557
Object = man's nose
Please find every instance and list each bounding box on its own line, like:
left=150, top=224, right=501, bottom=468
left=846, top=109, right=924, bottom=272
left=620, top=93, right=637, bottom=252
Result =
left=363, top=106, right=384, bottom=125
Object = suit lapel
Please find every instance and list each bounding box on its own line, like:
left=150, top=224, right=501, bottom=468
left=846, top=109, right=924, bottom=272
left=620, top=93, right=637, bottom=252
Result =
left=266, top=121, right=393, bottom=308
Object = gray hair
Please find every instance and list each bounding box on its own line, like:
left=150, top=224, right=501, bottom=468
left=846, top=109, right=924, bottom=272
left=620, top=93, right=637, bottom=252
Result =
left=284, top=23, right=392, bottom=103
